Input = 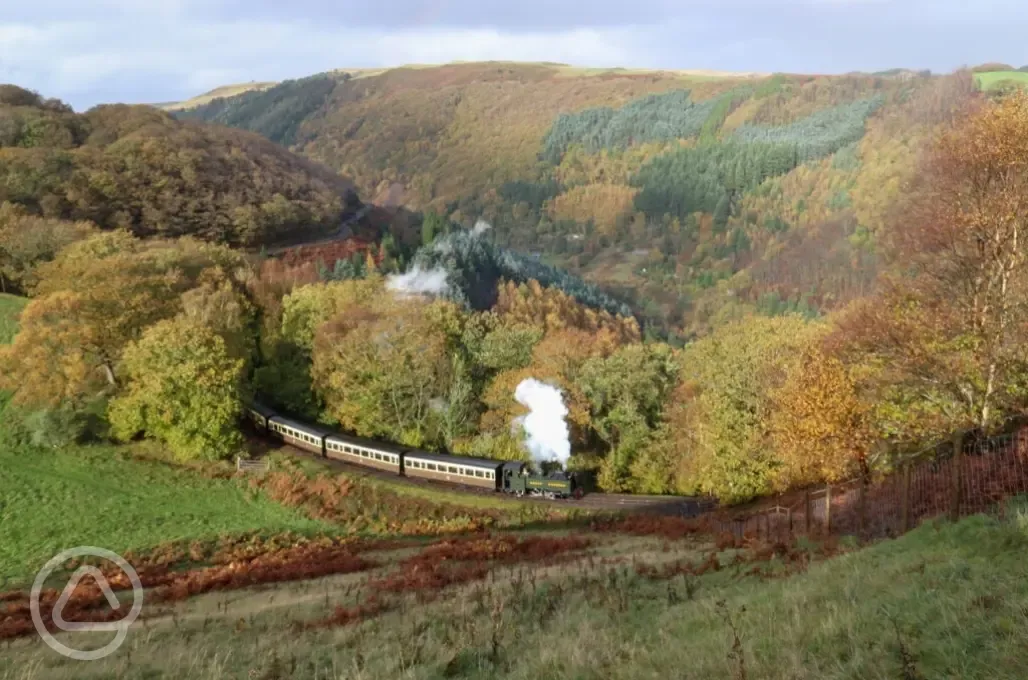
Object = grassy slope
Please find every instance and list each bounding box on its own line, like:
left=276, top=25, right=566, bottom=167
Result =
left=158, top=82, right=278, bottom=111
left=0, top=445, right=333, bottom=586
left=6, top=512, right=1028, bottom=679
left=0, top=293, right=27, bottom=344
left=0, top=294, right=334, bottom=586
left=975, top=70, right=1028, bottom=91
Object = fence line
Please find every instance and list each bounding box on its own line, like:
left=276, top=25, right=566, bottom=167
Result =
left=707, top=426, right=1028, bottom=543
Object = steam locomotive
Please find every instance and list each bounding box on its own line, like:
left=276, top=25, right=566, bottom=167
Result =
left=245, top=402, right=584, bottom=500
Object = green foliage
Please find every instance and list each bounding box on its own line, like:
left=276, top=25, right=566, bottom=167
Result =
left=753, top=73, right=788, bottom=98
left=473, top=323, right=544, bottom=372
left=676, top=315, right=824, bottom=502
left=699, top=86, right=753, bottom=142
left=633, top=141, right=797, bottom=219
left=580, top=343, right=679, bottom=491
left=732, top=96, right=885, bottom=160
left=108, top=316, right=245, bottom=461
left=542, top=89, right=719, bottom=162
left=407, top=227, right=633, bottom=317
left=175, top=75, right=337, bottom=147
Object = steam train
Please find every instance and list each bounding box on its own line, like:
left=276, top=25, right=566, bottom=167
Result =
left=245, top=402, right=584, bottom=500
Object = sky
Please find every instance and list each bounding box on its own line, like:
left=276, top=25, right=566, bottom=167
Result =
left=1, top=0, right=1025, bottom=110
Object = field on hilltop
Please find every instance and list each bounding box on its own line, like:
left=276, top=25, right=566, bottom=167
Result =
left=975, top=70, right=1028, bottom=91
left=175, top=62, right=980, bottom=337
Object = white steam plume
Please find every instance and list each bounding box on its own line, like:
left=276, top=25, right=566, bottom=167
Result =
left=472, top=219, right=492, bottom=237
left=386, top=264, right=451, bottom=296
left=512, top=378, right=571, bottom=469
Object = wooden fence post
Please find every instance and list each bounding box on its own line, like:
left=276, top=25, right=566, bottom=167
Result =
left=951, top=431, right=964, bottom=522
left=804, top=491, right=811, bottom=535
left=825, top=485, right=832, bottom=535
left=901, top=462, right=912, bottom=533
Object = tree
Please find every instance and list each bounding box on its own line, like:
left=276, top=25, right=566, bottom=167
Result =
left=672, top=315, right=824, bottom=503
left=1, top=232, right=245, bottom=407
left=108, top=317, right=244, bottom=461
left=837, top=91, right=1028, bottom=437
left=311, top=298, right=455, bottom=447
left=0, top=203, right=95, bottom=294
left=179, top=267, right=257, bottom=367
left=769, top=344, right=873, bottom=489
left=579, top=343, right=679, bottom=491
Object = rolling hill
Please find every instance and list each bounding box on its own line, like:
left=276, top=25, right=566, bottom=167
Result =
left=174, top=62, right=979, bottom=337
left=0, top=84, right=358, bottom=248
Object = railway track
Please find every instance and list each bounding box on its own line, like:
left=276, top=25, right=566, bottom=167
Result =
left=254, top=436, right=713, bottom=517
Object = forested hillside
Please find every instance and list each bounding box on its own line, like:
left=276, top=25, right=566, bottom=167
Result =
left=0, top=84, right=355, bottom=257
left=175, top=63, right=980, bottom=338
left=7, top=75, right=1028, bottom=503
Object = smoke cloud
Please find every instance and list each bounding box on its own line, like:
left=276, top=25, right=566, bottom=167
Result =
left=386, top=264, right=451, bottom=296
left=472, top=219, right=492, bottom=237
left=512, top=378, right=571, bottom=468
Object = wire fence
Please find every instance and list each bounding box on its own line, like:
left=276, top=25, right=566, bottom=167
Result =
left=706, top=426, right=1028, bottom=542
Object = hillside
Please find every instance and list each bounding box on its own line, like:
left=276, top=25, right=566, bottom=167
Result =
left=174, top=62, right=980, bottom=337
left=0, top=85, right=357, bottom=248
left=5, top=508, right=1028, bottom=678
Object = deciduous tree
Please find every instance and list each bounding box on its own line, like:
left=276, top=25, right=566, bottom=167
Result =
left=108, top=317, right=245, bottom=461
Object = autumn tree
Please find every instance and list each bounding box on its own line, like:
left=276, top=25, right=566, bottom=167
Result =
left=769, top=344, right=873, bottom=490
left=478, top=327, right=623, bottom=457
left=0, top=203, right=95, bottom=294
left=837, top=90, right=1028, bottom=438
left=672, top=315, right=824, bottom=503
left=108, top=316, right=245, bottom=461
left=494, top=279, right=640, bottom=342
left=0, top=232, right=246, bottom=407
left=311, top=297, right=457, bottom=447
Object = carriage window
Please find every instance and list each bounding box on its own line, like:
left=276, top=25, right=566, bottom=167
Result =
left=448, top=466, right=457, bottom=474
left=427, top=463, right=437, bottom=471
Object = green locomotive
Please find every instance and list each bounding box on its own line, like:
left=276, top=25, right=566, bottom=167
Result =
left=500, top=461, right=583, bottom=499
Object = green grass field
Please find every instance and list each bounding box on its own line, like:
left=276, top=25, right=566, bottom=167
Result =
left=975, top=70, right=1028, bottom=91
left=0, top=445, right=335, bottom=587
left=0, top=293, right=27, bottom=344
left=5, top=511, right=1028, bottom=679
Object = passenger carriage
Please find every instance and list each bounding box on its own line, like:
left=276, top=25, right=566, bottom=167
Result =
left=402, top=450, right=504, bottom=491
left=325, top=433, right=403, bottom=473
left=266, top=415, right=333, bottom=455
left=245, top=401, right=277, bottom=433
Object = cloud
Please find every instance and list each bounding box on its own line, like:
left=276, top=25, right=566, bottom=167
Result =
left=0, top=1, right=1024, bottom=109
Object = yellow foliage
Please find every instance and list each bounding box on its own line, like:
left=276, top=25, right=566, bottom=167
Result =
left=770, top=346, right=873, bottom=489
left=547, top=184, right=638, bottom=235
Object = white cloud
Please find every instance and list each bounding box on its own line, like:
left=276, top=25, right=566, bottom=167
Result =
left=0, top=16, right=651, bottom=108
left=0, top=1, right=1023, bottom=108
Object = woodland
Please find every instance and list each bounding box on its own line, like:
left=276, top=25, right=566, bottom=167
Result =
left=177, top=64, right=984, bottom=341
left=3, top=70, right=1028, bottom=504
